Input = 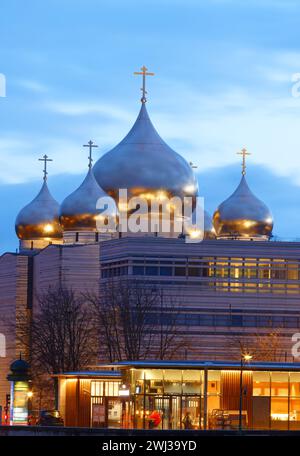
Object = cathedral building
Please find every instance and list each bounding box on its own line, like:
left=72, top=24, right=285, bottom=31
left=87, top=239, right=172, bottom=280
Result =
left=1, top=67, right=300, bottom=416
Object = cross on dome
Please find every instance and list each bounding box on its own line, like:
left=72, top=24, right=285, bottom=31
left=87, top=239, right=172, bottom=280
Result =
left=237, top=147, right=251, bottom=176
left=83, top=140, right=98, bottom=169
left=134, top=65, right=155, bottom=103
left=38, top=154, right=53, bottom=181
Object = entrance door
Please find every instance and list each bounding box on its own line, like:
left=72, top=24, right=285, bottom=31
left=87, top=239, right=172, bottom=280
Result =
left=153, top=396, right=168, bottom=429
left=107, top=398, right=122, bottom=428
left=154, top=396, right=181, bottom=429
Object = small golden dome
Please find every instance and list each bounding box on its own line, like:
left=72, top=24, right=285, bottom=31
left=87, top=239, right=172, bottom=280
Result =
left=59, top=168, right=117, bottom=232
left=213, top=175, right=273, bottom=239
left=15, top=181, right=62, bottom=240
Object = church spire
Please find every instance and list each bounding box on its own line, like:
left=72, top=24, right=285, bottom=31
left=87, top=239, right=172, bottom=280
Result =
left=134, top=65, right=155, bottom=103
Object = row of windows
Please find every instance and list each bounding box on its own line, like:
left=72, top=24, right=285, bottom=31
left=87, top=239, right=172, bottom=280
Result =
left=147, top=312, right=300, bottom=328
left=100, top=257, right=300, bottom=285
left=101, top=264, right=299, bottom=280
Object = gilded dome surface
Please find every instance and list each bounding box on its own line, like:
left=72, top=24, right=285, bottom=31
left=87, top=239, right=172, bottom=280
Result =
left=15, top=181, right=62, bottom=240
left=93, top=103, right=198, bottom=201
left=213, top=175, right=273, bottom=239
left=203, top=210, right=216, bottom=239
left=185, top=207, right=216, bottom=240
left=59, top=168, right=116, bottom=232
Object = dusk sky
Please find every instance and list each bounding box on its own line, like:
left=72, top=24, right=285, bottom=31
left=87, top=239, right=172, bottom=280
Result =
left=1, top=0, right=300, bottom=253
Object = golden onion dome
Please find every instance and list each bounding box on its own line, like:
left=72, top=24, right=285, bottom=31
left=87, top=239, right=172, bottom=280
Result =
left=59, top=168, right=116, bottom=232
left=185, top=207, right=216, bottom=240
left=213, top=175, right=273, bottom=239
left=93, top=102, right=198, bottom=202
left=15, top=181, right=62, bottom=240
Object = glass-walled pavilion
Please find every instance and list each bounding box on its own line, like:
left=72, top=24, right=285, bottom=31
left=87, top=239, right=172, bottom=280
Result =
left=56, top=361, right=300, bottom=430
left=114, top=360, right=300, bottom=430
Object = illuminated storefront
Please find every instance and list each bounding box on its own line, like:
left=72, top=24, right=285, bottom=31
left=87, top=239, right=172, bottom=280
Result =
left=56, top=361, right=300, bottom=430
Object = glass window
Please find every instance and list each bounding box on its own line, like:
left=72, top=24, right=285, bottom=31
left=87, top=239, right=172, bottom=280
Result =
left=175, top=267, right=186, bottom=276
left=91, top=381, right=104, bottom=397
left=231, top=315, right=243, bottom=327
left=160, top=266, right=172, bottom=276
left=244, top=263, right=257, bottom=279
left=182, top=370, right=203, bottom=394
left=145, top=266, right=159, bottom=275
left=253, top=371, right=270, bottom=396
left=287, top=263, right=299, bottom=280
left=215, top=261, right=229, bottom=278
left=106, top=382, right=119, bottom=396
left=229, top=261, right=243, bottom=279
left=271, top=260, right=287, bottom=280
left=199, top=315, right=214, bottom=326
left=284, top=317, right=298, bottom=328
left=133, top=369, right=145, bottom=394
left=272, top=316, right=284, bottom=327
left=184, top=314, right=199, bottom=326
left=201, top=267, right=210, bottom=277
left=290, top=373, right=300, bottom=397
left=188, top=267, right=201, bottom=277
left=163, top=369, right=182, bottom=394
left=243, top=315, right=257, bottom=327
left=207, top=371, right=221, bottom=394
left=271, top=372, right=289, bottom=397
left=132, top=266, right=144, bottom=275
left=271, top=398, right=288, bottom=429
left=289, top=398, right=300, bottom=429
left=215, top=315, right=230, bottom=326
left=146, top=370, right=164, bottom=394
left=258, top=259, right=270, bottom=280
left=257, top=316, right=272, bottom=327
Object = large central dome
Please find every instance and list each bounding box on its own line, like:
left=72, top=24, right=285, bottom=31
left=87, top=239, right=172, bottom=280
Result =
left=93, top=103, right=198, bottom=200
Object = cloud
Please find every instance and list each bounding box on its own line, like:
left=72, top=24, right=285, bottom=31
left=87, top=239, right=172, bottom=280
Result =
left=44, top=100, right=133, bottom=122
left=0, top=136, right=87, bottom=184
left=16, top=79, right=49, bottom=93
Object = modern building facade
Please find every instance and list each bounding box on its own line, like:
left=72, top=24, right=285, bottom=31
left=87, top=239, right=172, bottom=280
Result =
left=56, top=360, right=300, bottom=431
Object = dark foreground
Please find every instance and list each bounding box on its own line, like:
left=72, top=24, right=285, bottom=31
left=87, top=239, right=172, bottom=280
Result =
left=1, top=425, right=300, bottom=436
left=0, top=426, right=299, bottom=456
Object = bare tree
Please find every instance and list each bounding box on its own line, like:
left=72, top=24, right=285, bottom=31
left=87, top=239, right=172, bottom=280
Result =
left=86, top=279, right=188, bottom=362
left=154, top=289, right=189, bottom=360
left=14, top=286, right=98, bottom=406
left=231, top=328, right=284, bottom=362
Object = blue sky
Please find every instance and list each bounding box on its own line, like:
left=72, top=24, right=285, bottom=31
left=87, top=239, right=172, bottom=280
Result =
left=1, top=0, right=300, bottom=253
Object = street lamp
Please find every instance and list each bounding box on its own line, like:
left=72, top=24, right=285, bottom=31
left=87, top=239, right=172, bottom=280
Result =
left=239, top=353, right=253, bottom=431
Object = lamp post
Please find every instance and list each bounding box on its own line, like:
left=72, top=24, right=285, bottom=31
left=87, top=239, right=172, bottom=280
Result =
left=238, top=353, right=252, bottom=431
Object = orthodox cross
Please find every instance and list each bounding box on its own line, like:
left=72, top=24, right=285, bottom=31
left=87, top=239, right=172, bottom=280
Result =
left=83, top=140, right=98, bottom=169
left=134, top=65, right=155, bottom=103
left=38, top=154, right=53, bottom=181
left=237, top=147, right=251, bottom=176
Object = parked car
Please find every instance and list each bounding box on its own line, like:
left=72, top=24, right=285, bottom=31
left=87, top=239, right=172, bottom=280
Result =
left=36, top=410, right=64, bottom=426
